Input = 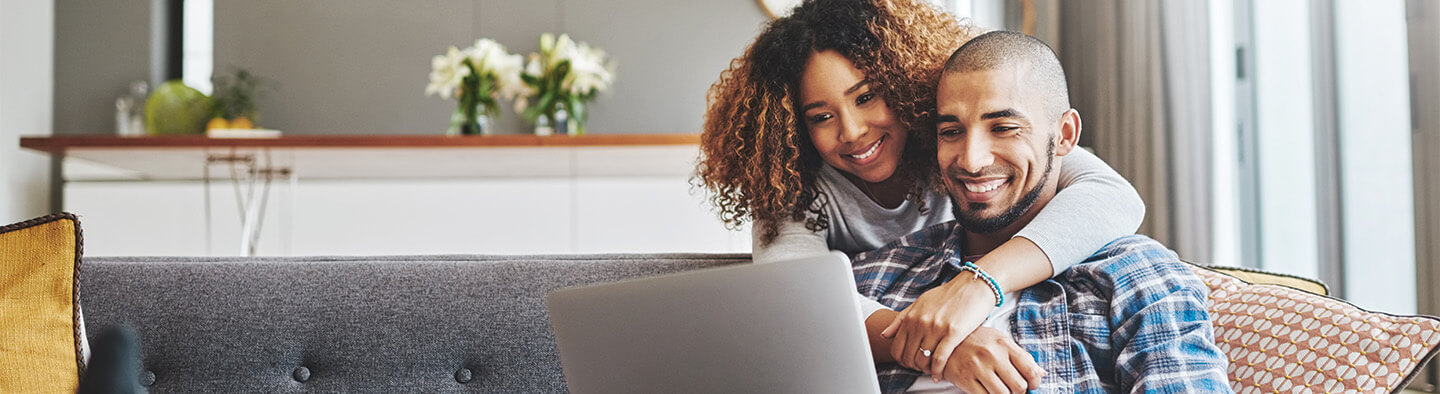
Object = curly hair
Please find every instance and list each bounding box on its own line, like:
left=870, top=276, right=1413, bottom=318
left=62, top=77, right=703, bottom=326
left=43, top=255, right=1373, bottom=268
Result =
left=696, top=0, right=976, bottom=245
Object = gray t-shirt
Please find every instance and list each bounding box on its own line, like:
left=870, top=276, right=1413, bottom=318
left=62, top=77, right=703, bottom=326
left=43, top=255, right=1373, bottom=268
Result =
left=752, top=148, right=1145, bottom=317
left=814, top=164, right=955, bottom=256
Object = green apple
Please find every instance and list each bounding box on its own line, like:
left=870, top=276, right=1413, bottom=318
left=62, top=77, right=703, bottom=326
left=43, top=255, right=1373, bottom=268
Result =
left=145, top=80, right=214, bottom=136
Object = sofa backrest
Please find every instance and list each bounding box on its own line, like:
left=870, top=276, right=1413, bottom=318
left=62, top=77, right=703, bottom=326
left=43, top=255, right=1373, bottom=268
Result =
left=79, top=254, right=749, bottom=393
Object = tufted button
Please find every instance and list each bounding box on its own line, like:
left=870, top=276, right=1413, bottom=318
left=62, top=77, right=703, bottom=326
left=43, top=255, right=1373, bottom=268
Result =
left=140, top=370, right=156, bottom=387
left=455, top=368, right=473, bottom=384
left=292, top=366, right=311, bottom=382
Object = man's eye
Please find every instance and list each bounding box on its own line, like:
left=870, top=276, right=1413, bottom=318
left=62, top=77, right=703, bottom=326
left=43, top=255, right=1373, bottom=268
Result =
left=992, top=126, right=1018, bottom=133
left=938, top=128, right=962, bottom=136
left=856, top=93, right=875, bottom=105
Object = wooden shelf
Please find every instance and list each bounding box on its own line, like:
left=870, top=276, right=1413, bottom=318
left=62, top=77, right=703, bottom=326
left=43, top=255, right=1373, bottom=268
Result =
left=20, top=133, right=701, bottom=155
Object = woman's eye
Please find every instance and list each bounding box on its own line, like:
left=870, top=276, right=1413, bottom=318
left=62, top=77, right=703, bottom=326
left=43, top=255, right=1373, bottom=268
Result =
left=809, top=113, right=832, bottom=124
left=856, top=93, right=875, bottom=105
left=938, top=128, right=961, bottom=136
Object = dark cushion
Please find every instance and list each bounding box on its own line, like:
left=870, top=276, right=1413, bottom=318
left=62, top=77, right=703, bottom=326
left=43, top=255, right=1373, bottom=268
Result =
left=80, top=254, right=749, bottom=393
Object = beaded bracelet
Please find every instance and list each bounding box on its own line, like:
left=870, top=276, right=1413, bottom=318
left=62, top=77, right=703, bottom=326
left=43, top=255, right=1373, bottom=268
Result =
left=959, top=261, right=1004, bottom=307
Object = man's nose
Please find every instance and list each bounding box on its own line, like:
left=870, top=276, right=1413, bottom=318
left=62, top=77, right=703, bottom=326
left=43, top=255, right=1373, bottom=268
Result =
left=957, top=132, right=994, bottom=173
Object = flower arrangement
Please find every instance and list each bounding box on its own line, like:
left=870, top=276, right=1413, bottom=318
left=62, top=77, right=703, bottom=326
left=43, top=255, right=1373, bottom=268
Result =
left=426, top=39, right=525, bottom=135
left=515, top=33, right=615, bottom=135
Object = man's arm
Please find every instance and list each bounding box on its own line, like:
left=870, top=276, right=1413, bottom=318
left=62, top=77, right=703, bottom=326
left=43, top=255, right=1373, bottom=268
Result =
left=1108, top=265, right=1232, bottom=392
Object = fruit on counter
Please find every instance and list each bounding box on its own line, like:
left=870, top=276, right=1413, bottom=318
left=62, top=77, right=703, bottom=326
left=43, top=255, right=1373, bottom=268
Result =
left=145, top=80, right=214, bottom=135
left=228, top=117, right=254, bottom=129
left=206, top=117, right=229, bottom=130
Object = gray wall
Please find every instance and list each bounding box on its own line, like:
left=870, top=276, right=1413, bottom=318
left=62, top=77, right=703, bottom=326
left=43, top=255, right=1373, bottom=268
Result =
left=55, top=1, right=770, bottom=136
left=54, top=0, right=156, bottom=135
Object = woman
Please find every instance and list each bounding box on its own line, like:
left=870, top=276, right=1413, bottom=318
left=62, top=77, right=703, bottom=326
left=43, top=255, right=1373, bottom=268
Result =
left=696, top=0, right=1144, bottom=391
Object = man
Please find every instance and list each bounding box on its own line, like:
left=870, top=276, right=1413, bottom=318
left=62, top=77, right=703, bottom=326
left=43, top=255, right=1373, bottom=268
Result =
left=852, top=31, right=1231, bottom=393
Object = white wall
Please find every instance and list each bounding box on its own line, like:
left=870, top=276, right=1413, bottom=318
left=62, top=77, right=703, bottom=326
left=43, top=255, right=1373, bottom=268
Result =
left=0, top=0, right=55, bottom=223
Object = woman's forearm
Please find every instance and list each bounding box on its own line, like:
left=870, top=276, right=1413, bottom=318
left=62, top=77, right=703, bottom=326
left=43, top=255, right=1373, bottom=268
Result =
left=970, top=236, right=1053, bottom=295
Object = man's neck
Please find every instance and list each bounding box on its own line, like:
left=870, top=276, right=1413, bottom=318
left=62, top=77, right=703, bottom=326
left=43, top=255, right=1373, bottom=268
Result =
left=961, top=190, right=1055, bottom=256
left=962, top=231, right=1012, bottom=258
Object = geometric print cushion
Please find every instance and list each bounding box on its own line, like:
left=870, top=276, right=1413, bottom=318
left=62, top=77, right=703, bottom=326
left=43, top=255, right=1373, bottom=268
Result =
left=1189, top=265, right=1440, bottom=393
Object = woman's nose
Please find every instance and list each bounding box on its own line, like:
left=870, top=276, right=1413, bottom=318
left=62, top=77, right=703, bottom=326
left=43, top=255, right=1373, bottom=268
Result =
left=838, top=112, right=865, bottom=143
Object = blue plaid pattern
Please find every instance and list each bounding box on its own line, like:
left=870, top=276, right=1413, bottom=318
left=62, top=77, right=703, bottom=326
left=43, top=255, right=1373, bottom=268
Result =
left=852, top=222, right=1232, bottom=393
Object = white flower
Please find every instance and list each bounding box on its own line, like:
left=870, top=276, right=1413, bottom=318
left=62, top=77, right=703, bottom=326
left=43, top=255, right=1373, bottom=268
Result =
left=466, top=39, right=529, bottom=101
left=523, top=55, right=543, bottom=77
left=496, top=55, right=529, bottom=101
left=565, top=42, right=614, bottom=96
left=426, top=46, right=469, bottom=99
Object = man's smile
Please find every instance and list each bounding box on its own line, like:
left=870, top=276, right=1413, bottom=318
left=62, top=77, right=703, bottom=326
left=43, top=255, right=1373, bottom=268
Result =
left=954, top=175, right=1010, bottom=204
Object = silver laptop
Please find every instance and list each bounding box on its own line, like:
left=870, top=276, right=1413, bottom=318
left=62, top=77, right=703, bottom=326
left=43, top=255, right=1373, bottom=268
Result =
left=546, top=252, right=881, bottom=394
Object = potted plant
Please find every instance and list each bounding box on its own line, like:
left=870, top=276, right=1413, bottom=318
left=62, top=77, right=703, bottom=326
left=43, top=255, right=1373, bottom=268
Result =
left=208, top=67, right=265, bottom=130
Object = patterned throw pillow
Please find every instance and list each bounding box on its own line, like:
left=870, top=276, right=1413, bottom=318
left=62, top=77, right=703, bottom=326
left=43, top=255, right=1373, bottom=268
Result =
left=1190, top=265, right=1440, bottom=392
left=0, top=213, right=86, bottom=393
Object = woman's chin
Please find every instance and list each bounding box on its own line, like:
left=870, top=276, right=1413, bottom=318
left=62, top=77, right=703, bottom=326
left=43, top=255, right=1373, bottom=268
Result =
left=853, top=164, right=900, bottom=184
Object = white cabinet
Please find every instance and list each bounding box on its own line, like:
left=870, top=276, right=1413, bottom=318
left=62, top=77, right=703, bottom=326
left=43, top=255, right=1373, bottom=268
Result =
left=59, top=142, right=751, bottom=256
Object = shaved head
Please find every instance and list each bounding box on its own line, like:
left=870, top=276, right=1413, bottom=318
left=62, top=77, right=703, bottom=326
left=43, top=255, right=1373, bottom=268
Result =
left=942, top=30, right=1070, bottom=121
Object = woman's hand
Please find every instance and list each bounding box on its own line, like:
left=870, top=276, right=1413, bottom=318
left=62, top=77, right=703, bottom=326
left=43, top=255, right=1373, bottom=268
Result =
left=882, top=278, right=996, bottom=377
left=941, top=327, right=1045, bottom=393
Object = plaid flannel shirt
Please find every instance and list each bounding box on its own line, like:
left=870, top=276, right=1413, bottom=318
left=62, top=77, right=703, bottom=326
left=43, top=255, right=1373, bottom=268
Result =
left=852, top=222, right=1232, bottom=393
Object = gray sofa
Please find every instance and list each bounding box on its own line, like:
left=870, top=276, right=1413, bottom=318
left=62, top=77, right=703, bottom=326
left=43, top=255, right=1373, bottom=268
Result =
left=79, top=253, right=750, bottom=393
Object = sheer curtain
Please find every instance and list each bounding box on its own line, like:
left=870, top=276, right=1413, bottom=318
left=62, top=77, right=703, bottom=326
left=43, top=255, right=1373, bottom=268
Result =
left=1057, top=0, right=1213, bottom=263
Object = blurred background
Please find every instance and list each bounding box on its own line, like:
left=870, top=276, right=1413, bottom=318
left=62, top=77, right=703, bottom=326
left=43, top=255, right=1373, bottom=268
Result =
left=2, top=0, right=1438, bottom=388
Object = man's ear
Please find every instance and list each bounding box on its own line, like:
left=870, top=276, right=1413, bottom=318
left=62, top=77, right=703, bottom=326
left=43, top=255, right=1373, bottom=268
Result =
left=1053, top=108, right=1082, bottom=156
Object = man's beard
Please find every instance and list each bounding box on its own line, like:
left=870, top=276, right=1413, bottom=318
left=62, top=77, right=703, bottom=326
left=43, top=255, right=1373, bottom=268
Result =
left=951, top=139, right=1056, bottom=234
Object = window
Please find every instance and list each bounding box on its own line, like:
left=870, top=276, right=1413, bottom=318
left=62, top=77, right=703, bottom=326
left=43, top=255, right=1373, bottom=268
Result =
left=1230, top=0, right=1418, bottom=316
left=181, top=0, right=212, bottom=94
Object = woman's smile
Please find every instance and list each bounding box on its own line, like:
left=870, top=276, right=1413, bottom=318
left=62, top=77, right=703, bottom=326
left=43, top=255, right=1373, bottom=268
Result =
left=845, top=135, right=887, bottom=166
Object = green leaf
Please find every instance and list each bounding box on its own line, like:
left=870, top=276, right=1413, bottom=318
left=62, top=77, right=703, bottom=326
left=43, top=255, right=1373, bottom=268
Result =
left=567, top=95, right=585, bottom=125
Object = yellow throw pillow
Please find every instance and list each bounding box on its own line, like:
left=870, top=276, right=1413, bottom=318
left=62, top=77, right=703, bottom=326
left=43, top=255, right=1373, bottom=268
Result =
left=0, top=213, right=85, bottom=393
left=1206, top=265, right=1330, bottom=296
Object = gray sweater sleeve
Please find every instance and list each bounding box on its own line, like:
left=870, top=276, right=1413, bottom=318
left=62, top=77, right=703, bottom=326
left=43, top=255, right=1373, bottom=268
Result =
left=752, top=218, right=893, bottom=317
left=1014, top=147, right=1146, bottom=277
left=750, top=217, right=829, bottom=264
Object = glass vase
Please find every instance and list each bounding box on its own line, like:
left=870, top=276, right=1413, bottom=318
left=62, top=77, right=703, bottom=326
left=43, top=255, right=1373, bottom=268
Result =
left=448, top=105, right=492, bottom=136
left=543, top=103, right=583, bottom=136
left=554, top=104, right=571, bottom=136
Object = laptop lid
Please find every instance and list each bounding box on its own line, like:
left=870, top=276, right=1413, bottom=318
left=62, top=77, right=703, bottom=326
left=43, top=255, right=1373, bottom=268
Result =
left=546, top=252, right=880, bottom=394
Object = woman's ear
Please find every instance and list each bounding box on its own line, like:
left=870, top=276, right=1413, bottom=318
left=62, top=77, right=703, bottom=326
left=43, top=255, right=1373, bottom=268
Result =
left=1053, top=108, right=1082, bottom=156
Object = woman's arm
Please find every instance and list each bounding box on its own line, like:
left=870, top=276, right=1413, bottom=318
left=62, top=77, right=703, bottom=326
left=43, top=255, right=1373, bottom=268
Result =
left=750, top=217, right=829, bottom=264
left=1008, top=147, right=1146, bottom=277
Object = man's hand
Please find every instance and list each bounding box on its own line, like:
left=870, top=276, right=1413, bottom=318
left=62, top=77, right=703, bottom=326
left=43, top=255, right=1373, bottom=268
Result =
left=882, top=278, right=995, bottom=376
left=940, top=327, right=1045, bottom=393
